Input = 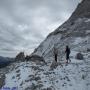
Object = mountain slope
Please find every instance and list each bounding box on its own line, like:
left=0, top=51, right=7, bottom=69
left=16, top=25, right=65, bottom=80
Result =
left=69, top=0, right=90, bottom=21
left=33, top=0, right=90, bottom=63
left=0, top=0, right=90, bottom=90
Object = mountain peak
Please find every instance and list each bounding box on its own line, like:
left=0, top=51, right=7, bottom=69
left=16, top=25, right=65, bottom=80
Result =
left=69, top=0, right=90, bottom=21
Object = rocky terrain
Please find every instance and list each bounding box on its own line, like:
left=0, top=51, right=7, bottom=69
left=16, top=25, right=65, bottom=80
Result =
left=0, top=0, right=90, bottom=90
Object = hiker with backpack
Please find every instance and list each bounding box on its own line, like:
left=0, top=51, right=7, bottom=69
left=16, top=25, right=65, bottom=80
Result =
left=65, top=45, right=71, bottom=63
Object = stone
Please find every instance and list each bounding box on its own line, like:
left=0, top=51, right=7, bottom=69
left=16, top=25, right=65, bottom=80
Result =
left=25, top=55, right=46, bottom=64
left=15, top=52, right=25, bottom=61
left=75, top=53, right=84, bottom=60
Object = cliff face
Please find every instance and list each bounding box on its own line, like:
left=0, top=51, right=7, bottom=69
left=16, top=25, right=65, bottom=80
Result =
left=33, top=0, right=90, bottom=62
left=69, top=0, right=90, bottom=21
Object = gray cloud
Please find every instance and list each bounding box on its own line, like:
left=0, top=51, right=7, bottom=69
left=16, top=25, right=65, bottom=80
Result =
left=0, top=0, right=82, bottom=57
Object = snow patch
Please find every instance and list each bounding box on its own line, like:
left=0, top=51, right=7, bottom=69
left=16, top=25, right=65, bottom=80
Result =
left=85, top=19, right=90, bottom=22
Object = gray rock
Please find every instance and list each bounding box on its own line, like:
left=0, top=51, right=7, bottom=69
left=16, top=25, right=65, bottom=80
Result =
left=16, top=74, right=20, bottom=77
left=27, top=83, right=43, bottom=90
left=47, top=87, right=52, bottom=90
left=25, top=87, right=31, bottom=90
left=16, top=69, right=20, bottom=73
left=42, top=87, right=52, bottom=90
left=31, top=66, right=40, bottom=71
left=15, top=52, right=25, bottom=61
left=25, top=55, right=46, bottom=64
left=34, top=76, right=41, bottom=81
left=69, top=0, right=90, bottom=21
left=75, top=53, right=84, bottom=60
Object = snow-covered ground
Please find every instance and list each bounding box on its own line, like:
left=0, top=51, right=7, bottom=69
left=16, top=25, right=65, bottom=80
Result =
left=0, top=49, right=90, bottom=90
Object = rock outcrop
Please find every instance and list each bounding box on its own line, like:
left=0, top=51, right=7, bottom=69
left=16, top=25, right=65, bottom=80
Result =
left=15, top=52, right=25, bottom=61
left=25, top=55, right=46, bottom=64
left=69, top=0, right=90, bottom=21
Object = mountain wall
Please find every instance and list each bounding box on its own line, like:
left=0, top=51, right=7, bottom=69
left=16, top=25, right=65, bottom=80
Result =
left=33, top=0, right=90, bottom=63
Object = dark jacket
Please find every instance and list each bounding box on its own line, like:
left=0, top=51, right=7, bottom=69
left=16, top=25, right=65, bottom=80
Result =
left=65, top=47, right=70, bottom=55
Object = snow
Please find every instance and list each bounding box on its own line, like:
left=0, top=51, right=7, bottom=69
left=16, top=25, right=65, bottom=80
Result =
left=85, top=19, right=90, bottom=22
left=73, top=37, right=83, bottom=45
left=1, top=49, right=89, bottom=90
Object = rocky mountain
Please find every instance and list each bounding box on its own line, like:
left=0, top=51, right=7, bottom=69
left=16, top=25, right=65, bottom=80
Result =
left=15, top=52, right=25, bottom=61
left=69, top=0, right=90, bottom=21
left=0, top=0, right=90, bottom=90
left=33, top=0, right=90, bottom=63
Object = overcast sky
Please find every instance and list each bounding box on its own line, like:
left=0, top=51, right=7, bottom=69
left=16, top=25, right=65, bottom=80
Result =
left=0, top=0, right=82, bottom=57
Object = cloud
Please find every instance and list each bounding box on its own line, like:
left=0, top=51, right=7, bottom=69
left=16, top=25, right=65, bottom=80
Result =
left=0, top=0, right=82, bottom=57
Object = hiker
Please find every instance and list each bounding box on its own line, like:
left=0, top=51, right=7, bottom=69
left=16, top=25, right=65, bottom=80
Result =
left=65, top=45, right=71, bottom=63
left=53, top=47, right=58, bottom=62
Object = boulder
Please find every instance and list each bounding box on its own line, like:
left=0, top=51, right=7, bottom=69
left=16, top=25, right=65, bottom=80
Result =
left=47, top=87, right=52, bottom=90
left=75, top=53, right=84, bottom=60
left=25, top=55, right=46, bottom=64
left=15, top=52, right=25, bottom=61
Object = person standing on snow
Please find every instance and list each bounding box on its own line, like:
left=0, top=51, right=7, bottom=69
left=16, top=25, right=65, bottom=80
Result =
left=65, top=45, right=71, bottom=63
left=53, top=47, right=58, bottom=62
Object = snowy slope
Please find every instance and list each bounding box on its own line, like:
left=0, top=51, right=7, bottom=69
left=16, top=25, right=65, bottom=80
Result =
left=33, top=0, right=90, bottom=60
left=1, top=50, right=90, bottom=90
left=33, top=18, right=90, bottom=64
left=0, top=0, right=90, bottom=90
